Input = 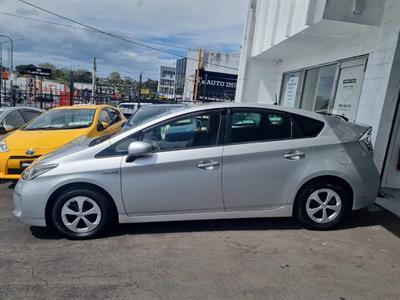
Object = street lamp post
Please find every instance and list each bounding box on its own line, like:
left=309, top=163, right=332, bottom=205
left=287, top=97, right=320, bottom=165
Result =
left=0, top=35, right=14, bottom=106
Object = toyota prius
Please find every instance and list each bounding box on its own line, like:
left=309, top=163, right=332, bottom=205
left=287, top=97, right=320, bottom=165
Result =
left=13, top=103, right=380, bottom=239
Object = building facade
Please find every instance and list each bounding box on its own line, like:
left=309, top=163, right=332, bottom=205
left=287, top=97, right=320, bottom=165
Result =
left=236, top=0, right=400, bottom=190
left=175, top=58, right=187, bottom=100
left=181, top=49, right=240, bottom=101
left=158, top=66, right=176, bottom=100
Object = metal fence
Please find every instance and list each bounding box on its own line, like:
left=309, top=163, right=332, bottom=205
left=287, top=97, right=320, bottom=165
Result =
left=0, top=91, right=234, bottom=110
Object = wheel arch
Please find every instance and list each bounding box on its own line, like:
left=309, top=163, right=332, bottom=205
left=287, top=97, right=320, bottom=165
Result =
left=45, top=182, right=118, bottom=226
left=292, top=175, right=354, bottom=215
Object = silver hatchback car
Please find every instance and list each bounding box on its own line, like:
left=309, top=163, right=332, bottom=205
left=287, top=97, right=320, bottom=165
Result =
left=13, top=103, right=380, bottom=239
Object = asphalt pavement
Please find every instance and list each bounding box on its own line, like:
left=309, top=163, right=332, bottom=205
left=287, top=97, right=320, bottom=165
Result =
left=0, top=181, right=399, bottom=299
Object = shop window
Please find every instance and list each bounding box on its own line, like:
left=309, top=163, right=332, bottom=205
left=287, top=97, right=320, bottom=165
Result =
left=300, top=64, right=337, bottom=114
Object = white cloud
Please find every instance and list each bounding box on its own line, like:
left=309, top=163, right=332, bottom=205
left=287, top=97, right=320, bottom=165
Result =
left=0, top=0, right=247, bottom=79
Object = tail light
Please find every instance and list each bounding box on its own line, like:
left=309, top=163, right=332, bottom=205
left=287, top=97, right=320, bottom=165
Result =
left=359, top=127, right=373, bottom=157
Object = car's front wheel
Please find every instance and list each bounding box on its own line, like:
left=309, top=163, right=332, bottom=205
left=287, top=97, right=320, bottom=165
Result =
left=295, top=180, right=351, bottom=230
left=51, top=189, right=113, bottom=239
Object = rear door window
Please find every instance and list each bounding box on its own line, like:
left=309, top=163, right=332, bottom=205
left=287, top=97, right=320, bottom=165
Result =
left=227, top=109, right=292, bottom=144
left=291, top=114, right=324, bottom=138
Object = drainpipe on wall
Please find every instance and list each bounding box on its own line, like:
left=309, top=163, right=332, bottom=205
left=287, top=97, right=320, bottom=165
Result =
left=235, top=0, right=256, bottom=103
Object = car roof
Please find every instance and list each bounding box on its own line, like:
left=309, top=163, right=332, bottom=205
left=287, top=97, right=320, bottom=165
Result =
left=0, top=106, right=44, bottom=117
left=138, top=103, right=187, bottom=108
left=51, top=104, right=112, bottom=110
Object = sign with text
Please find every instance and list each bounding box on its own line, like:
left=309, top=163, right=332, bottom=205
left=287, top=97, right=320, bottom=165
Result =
left=26, top=77, right=36, bottom=101
left=282, top=73, right=299, bottom=107
left=20, top=67, right=52, bottom=77
left=197, top=69, right=237, bottom=101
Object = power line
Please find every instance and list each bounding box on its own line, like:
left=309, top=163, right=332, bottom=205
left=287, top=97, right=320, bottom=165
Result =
left=0, top=12, right=191, bottom=51
left=16, top=0, right=239, bottom=71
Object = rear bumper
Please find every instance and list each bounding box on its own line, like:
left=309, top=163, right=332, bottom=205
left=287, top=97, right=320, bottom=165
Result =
left=352, top=170, right=380, bottom=210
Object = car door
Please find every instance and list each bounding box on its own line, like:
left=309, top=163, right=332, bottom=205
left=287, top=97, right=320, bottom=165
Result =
left=119, top=109, right=225, bottom=215
left=222, top=108, right=312, bottom=211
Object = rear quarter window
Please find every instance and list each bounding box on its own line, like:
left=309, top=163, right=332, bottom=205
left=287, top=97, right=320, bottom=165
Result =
left=291, top=114, right=324, bottom=138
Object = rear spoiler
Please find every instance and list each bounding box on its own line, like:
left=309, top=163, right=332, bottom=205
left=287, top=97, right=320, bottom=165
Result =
left=317, top=112, right=349, bottom=122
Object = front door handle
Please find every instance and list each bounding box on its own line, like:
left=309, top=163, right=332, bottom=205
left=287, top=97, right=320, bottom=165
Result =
left=197, top=160, right=220, bottom=170
left=283, top=151, right=305, bottom=160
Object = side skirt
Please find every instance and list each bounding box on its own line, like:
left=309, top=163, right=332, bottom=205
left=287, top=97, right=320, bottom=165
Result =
left=119, top=204, right=293, bottom=224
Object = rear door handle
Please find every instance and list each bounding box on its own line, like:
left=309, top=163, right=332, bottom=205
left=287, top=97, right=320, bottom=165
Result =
left=283, top=151, right=305, bottom=160
left=197, top=160, right=220, bottom=170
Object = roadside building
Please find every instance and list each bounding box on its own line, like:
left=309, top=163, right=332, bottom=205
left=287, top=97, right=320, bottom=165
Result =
left=175, top=58, right=187, bottom=100
left=236, top=0, right=400, bottom=191
left=158, top=66, right=176, bottom=100
left=180, top=49, right=240, bottom=101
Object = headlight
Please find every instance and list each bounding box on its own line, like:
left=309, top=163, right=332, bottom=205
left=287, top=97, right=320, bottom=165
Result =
left=0, top=140, right=8, bottom=152
left=21, top=163, right=58, bottom=180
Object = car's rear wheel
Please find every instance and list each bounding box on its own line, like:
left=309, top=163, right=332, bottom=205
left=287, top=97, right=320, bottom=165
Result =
left=51, top=189, right=113, bottom=239
left=295, top=180, right=351, bottom=229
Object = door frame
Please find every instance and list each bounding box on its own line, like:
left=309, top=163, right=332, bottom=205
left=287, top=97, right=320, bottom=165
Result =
left=380, top=90, right=400, bottom=188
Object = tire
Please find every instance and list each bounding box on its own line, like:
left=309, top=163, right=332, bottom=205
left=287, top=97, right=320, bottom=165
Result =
left=295, top=180, right=351, bottom=230
left=51, top=188, right=114, bottom=239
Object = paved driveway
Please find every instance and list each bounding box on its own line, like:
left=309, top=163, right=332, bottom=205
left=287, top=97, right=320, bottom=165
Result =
left=0, top=181, right=399, bottom=299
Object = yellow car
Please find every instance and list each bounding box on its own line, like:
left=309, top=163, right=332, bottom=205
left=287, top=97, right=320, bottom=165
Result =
left=0, top=104, right=125, bottom=180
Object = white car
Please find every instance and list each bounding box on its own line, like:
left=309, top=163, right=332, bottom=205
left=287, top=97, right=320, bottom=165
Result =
left=13, top=103, right=380, bottom=239
left=118, top=102, right=152, bottom=118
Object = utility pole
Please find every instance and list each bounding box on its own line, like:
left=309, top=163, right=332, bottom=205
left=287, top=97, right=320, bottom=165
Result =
left=138, top=72, right=142, bottom=108
left=193, top=48, right=202, bottom=102
left=0, top=35, right=14, bottom=106
left=69, top=69, right=74, bottom=106
left=92, top=57, right=96, bottom=103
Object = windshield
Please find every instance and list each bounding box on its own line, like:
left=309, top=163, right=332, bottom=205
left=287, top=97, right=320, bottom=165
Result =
left=23, top=109, right=95, bottom=130
left=126, top=106, right=182, bottom=128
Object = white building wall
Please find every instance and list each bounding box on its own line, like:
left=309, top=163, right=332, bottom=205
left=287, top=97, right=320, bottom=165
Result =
left=356, top=0, right=400, bottom=171
left=236, top=0, right=400, bottom=174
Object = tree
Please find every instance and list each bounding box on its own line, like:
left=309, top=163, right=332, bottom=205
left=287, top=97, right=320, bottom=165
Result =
left=38, top=63, right=57, bottom=80
left=143, top=79, right=158, bottom=94
left=15, top=64, right=37, bottom=75
left=74, top=68, right=92, bottom=83
left=109, top=71, right=121, bottom=83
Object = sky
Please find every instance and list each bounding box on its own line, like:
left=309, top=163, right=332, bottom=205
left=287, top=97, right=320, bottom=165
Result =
left=0, top=0, right=248, bottom=80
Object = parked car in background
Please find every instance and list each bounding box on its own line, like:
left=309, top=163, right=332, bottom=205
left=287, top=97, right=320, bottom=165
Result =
left=13, top=103, right=380, bottom=239
left=123, top=103, right=188, bottom=130
left=0, top=107, right=44, bottom=139
left=118, top=102, right=152, bottom=118
left=0, top=104, right=125, bottom=180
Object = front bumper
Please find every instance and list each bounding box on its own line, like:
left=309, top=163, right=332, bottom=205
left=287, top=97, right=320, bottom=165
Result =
left=13, top=179, right=48, bottom=227
left=0, top=151, right=42, bottom=180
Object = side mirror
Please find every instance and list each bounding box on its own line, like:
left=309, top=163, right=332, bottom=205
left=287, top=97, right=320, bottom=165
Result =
left=97, top=121, right=109, bottom=131
left=126, top=141, right=154, bottom=162
left=101, top=121, right=109, bottom=129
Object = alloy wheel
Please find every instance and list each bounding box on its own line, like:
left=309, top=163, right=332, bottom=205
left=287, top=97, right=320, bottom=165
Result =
left=305, top=188, right=342, bottom=224
left=61, top=196, right=102, bottom=233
